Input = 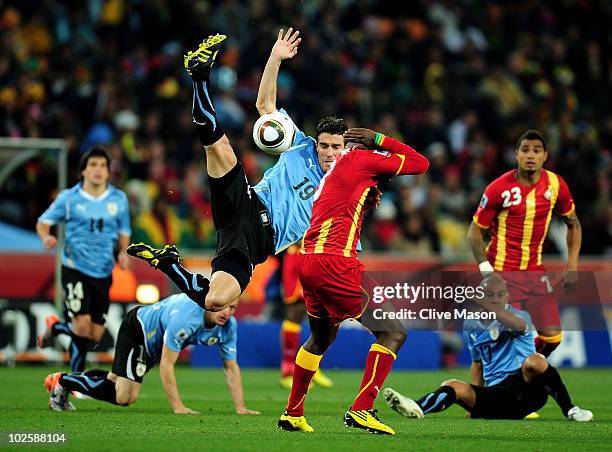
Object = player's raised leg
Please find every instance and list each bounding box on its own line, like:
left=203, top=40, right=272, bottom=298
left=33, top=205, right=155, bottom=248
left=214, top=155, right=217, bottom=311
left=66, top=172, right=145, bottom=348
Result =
left=278, top=315, right=339, bottom=432
left=127, top=243, right=212, bottom=308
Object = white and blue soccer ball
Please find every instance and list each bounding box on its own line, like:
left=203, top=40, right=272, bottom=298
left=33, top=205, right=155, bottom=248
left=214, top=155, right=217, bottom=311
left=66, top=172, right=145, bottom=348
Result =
left=252, top=111, right=296, bottom=155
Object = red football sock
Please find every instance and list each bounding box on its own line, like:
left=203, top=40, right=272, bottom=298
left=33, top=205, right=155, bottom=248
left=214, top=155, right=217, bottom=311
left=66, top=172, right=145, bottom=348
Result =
left=285, top=347, right=322, bottom=416
left=351, top=343, right=396, bottom=411
left=280, top=320, right=301, bottom=377
left=535, top=333, right=562, bottom=357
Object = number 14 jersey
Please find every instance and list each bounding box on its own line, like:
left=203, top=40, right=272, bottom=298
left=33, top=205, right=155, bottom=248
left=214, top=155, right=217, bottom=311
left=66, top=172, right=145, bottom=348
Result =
left=473, top=169, right=575, bottom=271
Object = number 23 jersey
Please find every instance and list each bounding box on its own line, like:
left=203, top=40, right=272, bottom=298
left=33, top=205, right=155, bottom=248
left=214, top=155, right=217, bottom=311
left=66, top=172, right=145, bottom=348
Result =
left=254, top=110, right=323, bottom=254
left=473, top=169, right=575, bottom=271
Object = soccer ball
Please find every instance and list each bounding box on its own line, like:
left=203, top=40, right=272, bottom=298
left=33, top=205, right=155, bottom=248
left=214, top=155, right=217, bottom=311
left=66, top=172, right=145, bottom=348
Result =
left=252, top=111, right=296, bottom=155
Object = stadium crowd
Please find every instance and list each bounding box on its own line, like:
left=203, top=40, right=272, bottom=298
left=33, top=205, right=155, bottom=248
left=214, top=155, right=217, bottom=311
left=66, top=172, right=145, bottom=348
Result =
left=1, top=0, right=610, bottom=258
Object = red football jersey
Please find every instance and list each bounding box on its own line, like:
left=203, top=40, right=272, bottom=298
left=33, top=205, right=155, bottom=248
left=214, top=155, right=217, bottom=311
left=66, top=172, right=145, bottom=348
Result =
left=473, top=169, right=575, bottom=271
left=301, top=136, right=429, bottom=258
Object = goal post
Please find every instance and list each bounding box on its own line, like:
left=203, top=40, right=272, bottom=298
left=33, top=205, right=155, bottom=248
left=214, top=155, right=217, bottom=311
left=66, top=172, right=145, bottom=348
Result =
left=0, top=137, right=69, bottom=310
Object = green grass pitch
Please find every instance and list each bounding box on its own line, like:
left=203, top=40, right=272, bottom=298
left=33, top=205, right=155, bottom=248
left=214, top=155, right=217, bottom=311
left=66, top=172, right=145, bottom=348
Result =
left=1, top=366, right=611, bottom=451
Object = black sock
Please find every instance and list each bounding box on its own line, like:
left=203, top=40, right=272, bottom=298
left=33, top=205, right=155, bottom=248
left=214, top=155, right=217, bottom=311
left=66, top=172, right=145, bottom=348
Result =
left=159, top=261, right=210, bottom=309
left=417, top=386, right=457, bottom=414
left=69, top=336, right=90, bottom=373
left=192, top=80, right=224, bottom=146
left=60, top=369, right=118, bottom=405
left=52, top=322, right=74, bottom=338
left=533, top=365, right=574, bottom=416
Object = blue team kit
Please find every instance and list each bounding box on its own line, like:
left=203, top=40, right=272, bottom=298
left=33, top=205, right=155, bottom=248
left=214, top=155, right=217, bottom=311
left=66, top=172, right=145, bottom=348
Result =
left=38, top=183, right=131, bottom=279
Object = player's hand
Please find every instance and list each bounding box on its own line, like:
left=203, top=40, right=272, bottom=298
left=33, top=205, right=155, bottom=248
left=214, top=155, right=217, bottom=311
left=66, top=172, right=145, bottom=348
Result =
left=236, top=406, right=261, bottom=415
left=561, top=267, right=578, bottom=295
left=174, top=406, right=200, bottom=415
left=43, top=235, right=57, bottom=251
left=364, top=187, right=382, bottom=210
left=118, top=251, right=129, bottom=270
left=271, top=28, right=301, bottom=61
left=344, top=128, right=376, bottom=148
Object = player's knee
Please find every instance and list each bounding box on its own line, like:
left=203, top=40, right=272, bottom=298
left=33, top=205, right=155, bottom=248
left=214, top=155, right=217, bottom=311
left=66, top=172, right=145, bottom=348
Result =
left=441, top=379, right=464, bottom=396
left=204, top=294, right=229, bottom=312
left=72, top=323, right=91, bottom=338
left=523, top=353, right=548, bottom=373
left=115, top=394, right=132, bottom=406
left=204, top=134, right=231, bottom=153
left=441, top=378, right=461, bottom=389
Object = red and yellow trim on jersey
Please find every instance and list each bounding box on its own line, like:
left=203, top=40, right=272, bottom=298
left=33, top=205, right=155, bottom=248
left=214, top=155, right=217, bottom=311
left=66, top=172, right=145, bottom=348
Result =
left=561, top=203, right=575, bottom=217
left=472, top=215, right=490, bottom=229
left=493, top=210, right=509, bottom=271
left=343, top=188, right=371, bottom=257
left=519, top=190, right=537, bottom=270
left=314, top=218, right=334, bottom=254
left=394, top=153, right=406, bottom=175
left=537, top=332, right=563, bottom=344
left=536, top=171, right=560, bottom=267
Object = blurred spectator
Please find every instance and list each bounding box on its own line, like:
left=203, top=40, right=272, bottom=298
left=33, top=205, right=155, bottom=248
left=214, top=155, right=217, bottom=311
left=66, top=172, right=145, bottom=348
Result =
left=0, top=0, right=609, bottom=258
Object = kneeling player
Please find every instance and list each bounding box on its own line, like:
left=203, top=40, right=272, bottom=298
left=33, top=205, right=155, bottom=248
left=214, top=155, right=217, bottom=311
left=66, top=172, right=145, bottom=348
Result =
left=43, top=294, right=259, bottom=415
left=383, top=275, right=592, bottom=422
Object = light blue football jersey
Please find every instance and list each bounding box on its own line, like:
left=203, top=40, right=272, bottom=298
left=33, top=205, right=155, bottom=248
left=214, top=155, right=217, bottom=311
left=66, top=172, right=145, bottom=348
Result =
left=136, top=294, right=237, bottom=362
left=463, top=306, right=536, bottom=386
left=254, top=109, right=323, bottom=253
left=38, top=183, right=131, bottom=278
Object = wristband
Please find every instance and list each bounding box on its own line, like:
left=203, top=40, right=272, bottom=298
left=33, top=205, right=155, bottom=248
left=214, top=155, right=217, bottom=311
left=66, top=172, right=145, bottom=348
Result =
left=479, top=261, right=494, bottom=274
left=374, top=132, right=386, bottom=147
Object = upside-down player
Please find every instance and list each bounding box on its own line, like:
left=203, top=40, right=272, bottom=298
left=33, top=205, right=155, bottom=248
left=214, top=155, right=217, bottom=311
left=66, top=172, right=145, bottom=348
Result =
left=468, top=129, right=581, bottom=356
left=383, top=274, right=592, bottom=422
left=278, top=245, right=333, bottom=389
left=277, top=128, right=430, bottom=435
left=127, top=30, right=360, bottom=312
left=44, top=293, right=259, bottom=415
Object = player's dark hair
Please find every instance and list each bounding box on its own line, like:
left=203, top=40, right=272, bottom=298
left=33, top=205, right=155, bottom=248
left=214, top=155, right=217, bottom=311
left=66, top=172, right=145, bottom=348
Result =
left=316, top=116, right=347, bottom=140
left=79, top=146, right=111, bottom=174
left=516, top=129, right=546, bottom=150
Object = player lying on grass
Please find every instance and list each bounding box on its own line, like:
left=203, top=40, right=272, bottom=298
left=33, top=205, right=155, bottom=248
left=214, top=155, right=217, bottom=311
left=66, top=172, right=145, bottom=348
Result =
left=278, top=128, right=430, bottom=435
left=43, top=294, right=259, bottom=415
left=383, top=274, right=592, bottom=422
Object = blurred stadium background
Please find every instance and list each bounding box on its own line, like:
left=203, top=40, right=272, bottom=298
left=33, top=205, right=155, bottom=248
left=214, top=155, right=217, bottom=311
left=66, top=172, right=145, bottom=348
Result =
left=0, top=1, right=610, bottom=372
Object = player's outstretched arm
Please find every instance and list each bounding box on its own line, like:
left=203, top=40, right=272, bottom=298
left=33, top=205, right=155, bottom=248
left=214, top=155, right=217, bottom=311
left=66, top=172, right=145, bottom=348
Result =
left=256, top=28, right=301, bottom=115
left=160, top=345, right=200, bottom=414
left=344, top=128, right=429, bottom=176
left=223, top=360, right=260, bottom=415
